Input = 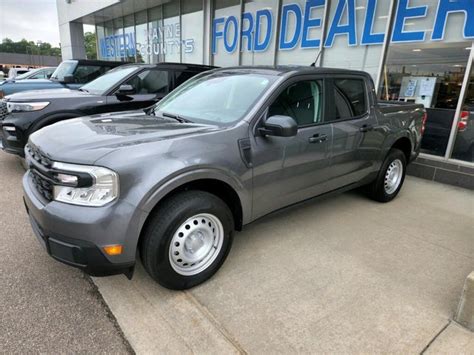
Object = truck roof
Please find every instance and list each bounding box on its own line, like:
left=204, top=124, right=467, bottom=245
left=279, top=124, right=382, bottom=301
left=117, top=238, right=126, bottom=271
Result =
left=210, top=65, right=372, bottom=78
left=113, top=62, right=217, bottom=71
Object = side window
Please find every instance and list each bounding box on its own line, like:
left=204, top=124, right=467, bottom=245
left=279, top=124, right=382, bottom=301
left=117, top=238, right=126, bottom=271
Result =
left=46, top=69, right=55, bottom=79
left=268, top=80, right=323, bottom=126
left=31, top=72, right=46, bottom=79
left=333, top=79, right=367, bottom=120
left=175, top=71, right=197, bottom=87
left=123, top=70, right=170, bottom=95
left=74, top=65, right=103, bottom=84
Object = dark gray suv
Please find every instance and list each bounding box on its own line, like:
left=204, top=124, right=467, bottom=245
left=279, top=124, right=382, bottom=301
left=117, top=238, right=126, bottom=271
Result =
left=22, top=66, right=425, bottom=290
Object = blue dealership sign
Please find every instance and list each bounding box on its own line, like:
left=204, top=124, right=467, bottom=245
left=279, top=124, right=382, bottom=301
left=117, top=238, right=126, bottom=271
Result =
left=99, top=32, right=136, bottom=58
left=212, top=0, right=474, bottom=54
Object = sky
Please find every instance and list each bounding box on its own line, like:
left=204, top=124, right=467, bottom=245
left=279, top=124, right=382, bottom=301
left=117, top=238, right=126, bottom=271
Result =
left=0, top=0, right=61, bottom=46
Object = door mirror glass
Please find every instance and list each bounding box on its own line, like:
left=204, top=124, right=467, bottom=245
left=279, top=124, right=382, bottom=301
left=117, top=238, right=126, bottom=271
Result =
left=116, top=84, right=136, bottom=96
left=259, top=115, right=298, bottom=137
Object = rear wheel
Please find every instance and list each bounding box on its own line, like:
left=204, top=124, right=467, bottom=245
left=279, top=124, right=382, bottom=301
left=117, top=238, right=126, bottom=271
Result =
left=140, top=190, right=234, bottom=290
left=367, top=148, right=407, bottom=202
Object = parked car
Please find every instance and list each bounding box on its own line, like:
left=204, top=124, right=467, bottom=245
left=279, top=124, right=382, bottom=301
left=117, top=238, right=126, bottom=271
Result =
left=11, top=67, right=57, bottom=80
left=7, top=67, right=30, bottom=79
left=22, top=67, right=425, bottom=290
left=0, top=63, right=215, bottom=156
left=0, top=59, right=123, bottom=98
left=452, top=105, right=474, bottom=161
left=421, top=105, right=473, bottom=160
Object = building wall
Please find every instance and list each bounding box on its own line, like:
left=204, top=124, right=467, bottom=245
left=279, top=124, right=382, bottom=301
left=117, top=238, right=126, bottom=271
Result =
left=57, top=0, right=474, bottom=172
left=56, top=0, right=121, bottom=60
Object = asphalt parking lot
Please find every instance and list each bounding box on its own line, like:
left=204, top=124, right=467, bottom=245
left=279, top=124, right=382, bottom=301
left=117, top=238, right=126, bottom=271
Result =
left=1, top=149, right=473, bottom=353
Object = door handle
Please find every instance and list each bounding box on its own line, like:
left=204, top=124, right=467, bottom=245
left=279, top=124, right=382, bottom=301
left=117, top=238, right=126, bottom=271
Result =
left=359, top=124, right=374, bottom=133
left=308, top=134, right=327, bottom=144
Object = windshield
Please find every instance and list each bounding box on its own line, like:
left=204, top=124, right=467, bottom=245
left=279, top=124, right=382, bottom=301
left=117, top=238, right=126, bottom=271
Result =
left=81, top=66, right=139, bottom=95
left=50, top=61, right=77, bottom=81
left=153, top=71, right=276, bottom=126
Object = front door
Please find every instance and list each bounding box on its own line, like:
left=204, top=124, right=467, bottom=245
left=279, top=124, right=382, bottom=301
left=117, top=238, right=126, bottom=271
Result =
left=251, top=77, right=333, bottom=220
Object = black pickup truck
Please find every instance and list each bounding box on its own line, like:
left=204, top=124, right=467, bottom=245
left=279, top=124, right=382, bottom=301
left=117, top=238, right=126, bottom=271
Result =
left=1, top=63, right=215, bottom=156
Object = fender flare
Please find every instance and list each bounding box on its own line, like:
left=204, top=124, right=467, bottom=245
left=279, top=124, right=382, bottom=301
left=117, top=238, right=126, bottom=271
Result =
left=138, top=167, right=251, bottom=224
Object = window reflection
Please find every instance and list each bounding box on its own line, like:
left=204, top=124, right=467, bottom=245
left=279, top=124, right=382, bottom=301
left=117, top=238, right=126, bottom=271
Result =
left=452, top=60, right=474, bottom=162
left=379, top=42, right=471, bottom=157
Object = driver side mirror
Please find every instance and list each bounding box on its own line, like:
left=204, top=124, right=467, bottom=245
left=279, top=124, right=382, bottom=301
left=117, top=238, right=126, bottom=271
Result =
left=116, top=84, right=136, bottom=96
left=62, top=74, right=74, bottom=84
left=258, top=115, right=298, bottom=137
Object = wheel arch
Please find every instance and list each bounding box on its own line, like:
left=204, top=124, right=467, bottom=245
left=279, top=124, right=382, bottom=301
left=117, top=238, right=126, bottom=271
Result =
left=136, top=172, right=248, bottom=254
left=390, top=136, right=412, bottom=163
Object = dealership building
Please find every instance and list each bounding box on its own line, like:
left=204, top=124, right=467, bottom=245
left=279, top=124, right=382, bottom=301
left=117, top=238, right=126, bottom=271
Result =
left=57, top=0, right=473, bottom=188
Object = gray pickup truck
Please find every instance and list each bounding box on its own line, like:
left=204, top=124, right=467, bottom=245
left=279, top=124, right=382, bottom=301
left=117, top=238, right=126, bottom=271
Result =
left=22, top=66, right=426, bottom=290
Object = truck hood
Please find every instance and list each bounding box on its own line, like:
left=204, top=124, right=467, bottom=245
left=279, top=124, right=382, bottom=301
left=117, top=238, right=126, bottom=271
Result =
left=6, top=87, right=89, bottom=101
left=29, top=110, right=219, bottom=164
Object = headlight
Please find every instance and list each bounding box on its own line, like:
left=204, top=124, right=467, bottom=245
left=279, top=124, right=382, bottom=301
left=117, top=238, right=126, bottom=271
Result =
left=7, top=101, right=49, bottom=113
left=51, top=162, right=119, bottom=207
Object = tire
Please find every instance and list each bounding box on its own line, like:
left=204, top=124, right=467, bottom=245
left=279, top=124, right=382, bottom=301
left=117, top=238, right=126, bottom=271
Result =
left=140, top=190, right=234, bottom=290
left=367, top=148, right=407, bottom=203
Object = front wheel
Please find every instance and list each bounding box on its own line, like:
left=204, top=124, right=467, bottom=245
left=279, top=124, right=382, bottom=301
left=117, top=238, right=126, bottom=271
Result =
left=367, top=148, right=407, bottom=203
left=140, top=191, right=234, bottom=290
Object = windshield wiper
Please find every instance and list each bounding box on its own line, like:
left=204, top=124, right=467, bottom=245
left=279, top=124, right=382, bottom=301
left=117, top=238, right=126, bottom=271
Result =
left=161, top=112, right=193, bottom=123
left=78, top=88, right=89, bottom=93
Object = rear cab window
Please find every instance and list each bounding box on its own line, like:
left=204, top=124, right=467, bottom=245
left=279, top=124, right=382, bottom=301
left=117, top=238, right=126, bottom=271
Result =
left=333, top=78, right=368, bottom=120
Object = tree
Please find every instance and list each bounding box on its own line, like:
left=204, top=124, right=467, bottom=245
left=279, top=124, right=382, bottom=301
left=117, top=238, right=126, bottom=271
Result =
left=84, top=32, right=97, bottom=60
left=0, top=38, right=61, bottom=57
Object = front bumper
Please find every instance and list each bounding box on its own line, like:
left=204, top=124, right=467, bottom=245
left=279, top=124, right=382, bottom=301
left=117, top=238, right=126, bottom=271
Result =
left=1, top=122, right=26, bottom=157
left=23, top=172, right=146, bottom=277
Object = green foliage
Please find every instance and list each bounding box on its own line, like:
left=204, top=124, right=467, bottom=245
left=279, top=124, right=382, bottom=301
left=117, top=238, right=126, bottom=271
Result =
left=84, top=32, right=97, bottom=60
left=0, top=38, right=61, bottom=56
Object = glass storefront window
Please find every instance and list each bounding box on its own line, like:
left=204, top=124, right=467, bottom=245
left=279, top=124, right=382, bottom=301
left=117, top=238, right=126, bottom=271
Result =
left=451, top=51, right=474, bottom=163
left=212, top=0, right=240, bottom=67
left=380, top=42, right=471, bottom=157
left=113, top=18, right=126, bottom=62
left=163, top=1, right=181, bottom=63
left=104, top=20, right=116, bottom=61
left=322, top=0, right=391, bottom=81
left=181, top=0, right=204, bottom=64
left=276, top=0, right=326, bottom=66
left=96, top=24, right=106, bottom=60
left=124, top=14, right=136, bottom=62
left=241, top=0, right=278, bottom=66
left=149, top=6, right=164, bottom=63
left=135, top=10, right=149, bottom=63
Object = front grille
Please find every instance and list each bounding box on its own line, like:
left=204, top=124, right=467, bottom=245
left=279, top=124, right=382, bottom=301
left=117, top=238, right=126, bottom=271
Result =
left=0, top=100, right=7, bottom=121
left=30, top=170, right=53, bottom=201
left=25, top=144, right=54, bottom=201
left=25, top=143, right=52, bottom=168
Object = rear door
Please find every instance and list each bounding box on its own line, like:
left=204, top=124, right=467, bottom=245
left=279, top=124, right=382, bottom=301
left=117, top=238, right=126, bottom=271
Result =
left=326, top=76, right=381, bottom=188
left=105, top=69, right=171, bottom=112
left=251, top=76, right=333, bottom=219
